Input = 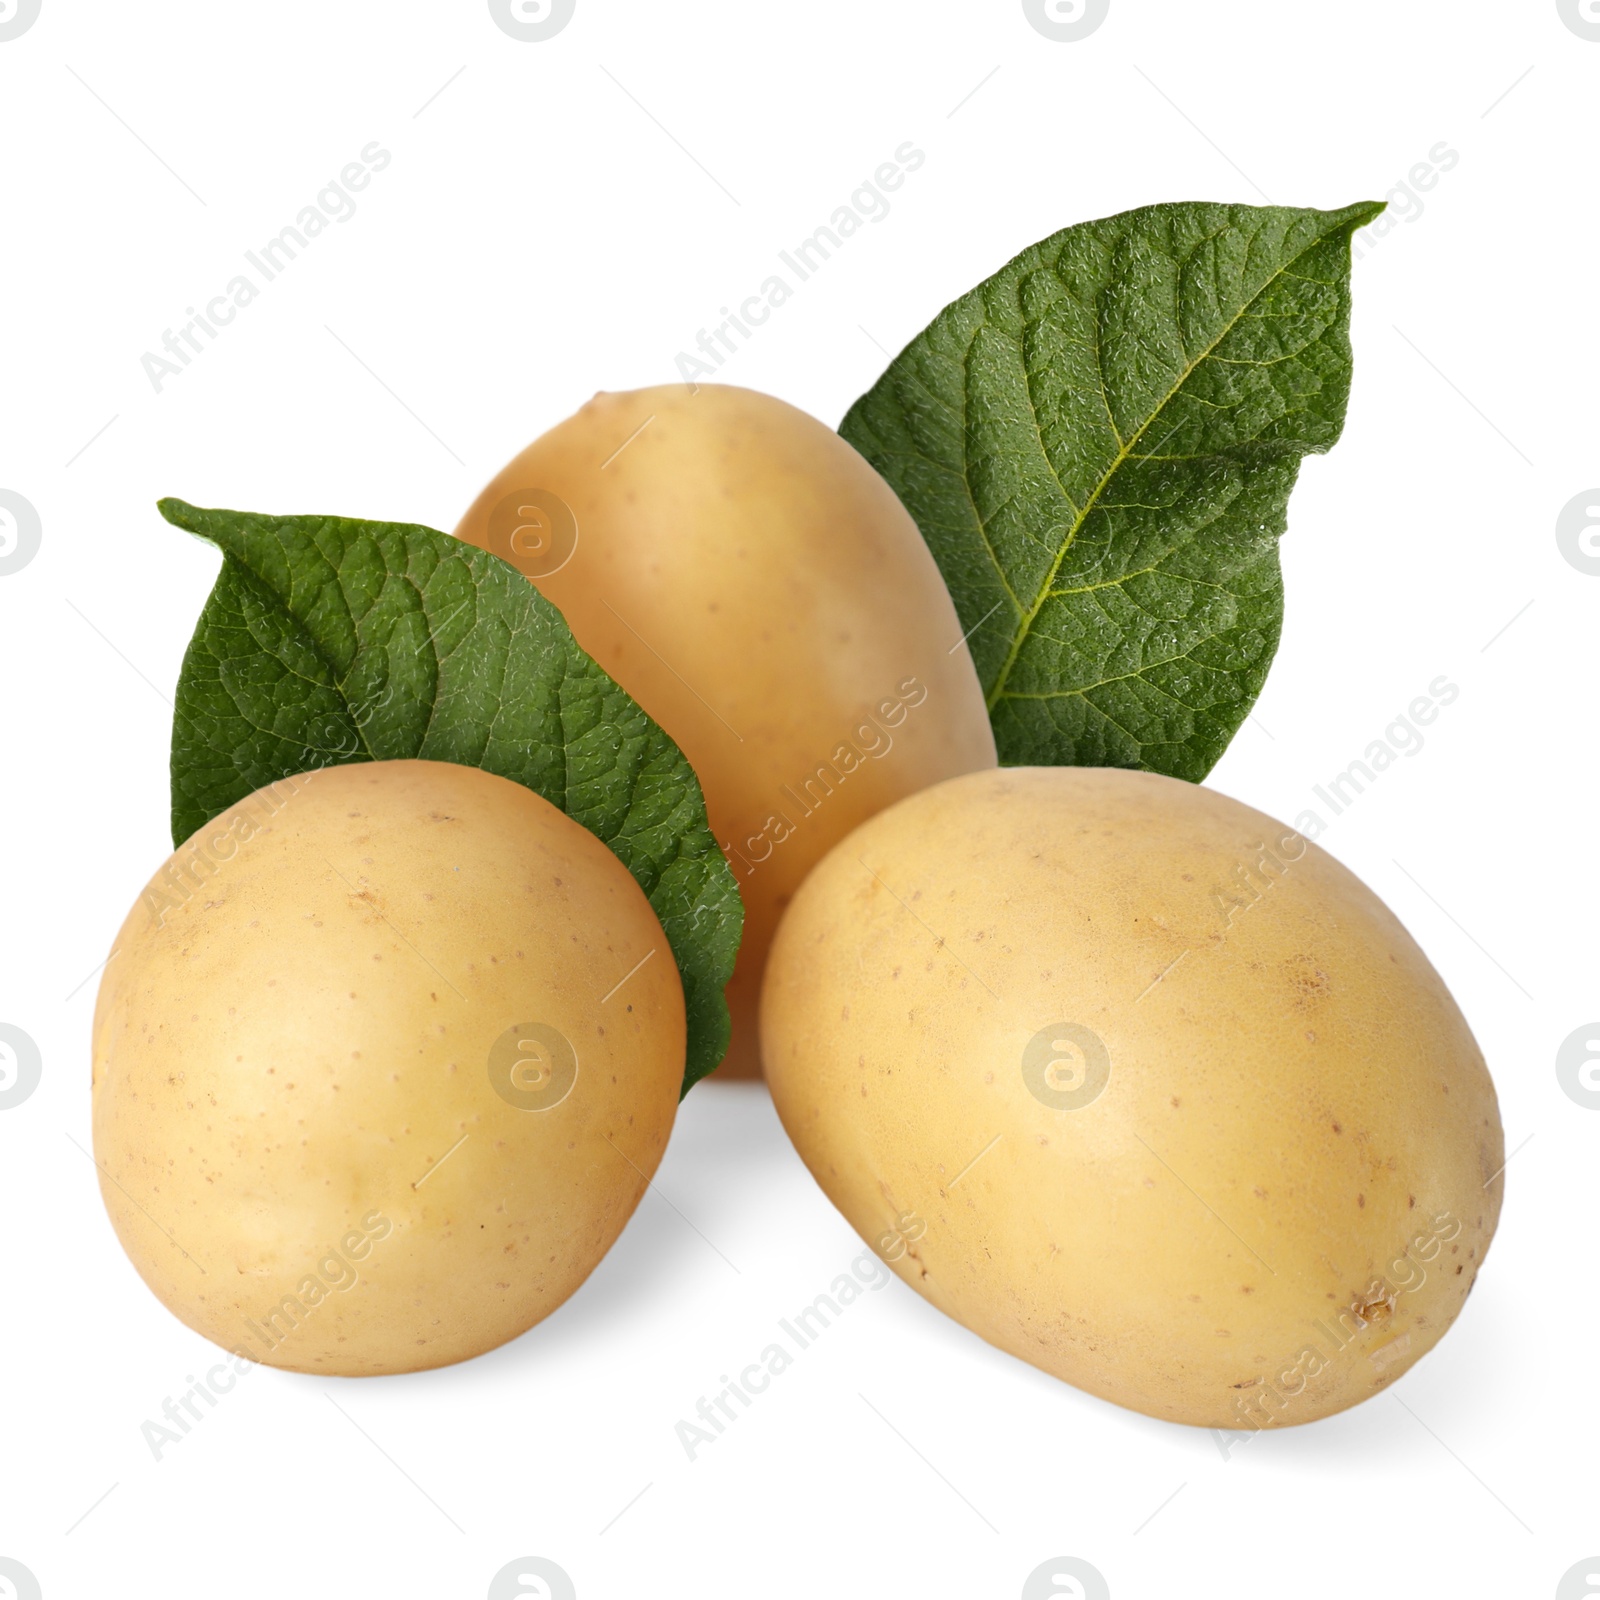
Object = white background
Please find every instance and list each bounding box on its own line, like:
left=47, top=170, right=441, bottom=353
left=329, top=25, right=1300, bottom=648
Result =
left=2, top=1, right=1595, bottom=1596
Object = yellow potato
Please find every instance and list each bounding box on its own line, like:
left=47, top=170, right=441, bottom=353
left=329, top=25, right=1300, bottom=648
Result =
left=455, top=384, right=996, bottom=1078
left=92, top=759, right=683, bottom=1376
left=761, top=767, right=1504, bottom=1428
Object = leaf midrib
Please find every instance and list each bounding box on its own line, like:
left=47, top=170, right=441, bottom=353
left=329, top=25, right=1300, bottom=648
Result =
left=219, top=535, right=386, bottom=763
left=982, top=221, right=1342, bottom=711
left=218, top=523, right=656, bottom=860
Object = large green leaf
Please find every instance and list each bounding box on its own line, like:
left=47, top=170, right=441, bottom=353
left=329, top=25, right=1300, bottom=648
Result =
left=161, top=498, right=742, bottom=1094
left=841, top=200, right=1382, bottom=779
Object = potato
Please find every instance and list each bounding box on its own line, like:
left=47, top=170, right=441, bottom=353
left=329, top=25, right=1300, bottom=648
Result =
left=92, top=759, right=684, bottom=1376
left=455, top=384, right=996, bottom=1077
left=761, top=767, right=1503, bottom=1428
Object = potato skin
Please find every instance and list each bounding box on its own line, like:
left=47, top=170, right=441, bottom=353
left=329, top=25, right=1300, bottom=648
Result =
left=454, top=385, right=997, bottom=1077
left=92, top=760, right=683, bottom=1376
left=761, top=767, right=1504, bottom=1429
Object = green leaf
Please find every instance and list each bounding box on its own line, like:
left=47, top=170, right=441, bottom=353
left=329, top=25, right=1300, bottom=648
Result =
left=840, top=200, right=1382, bottom=780
left=160, top=498, right=742, bottom=1095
